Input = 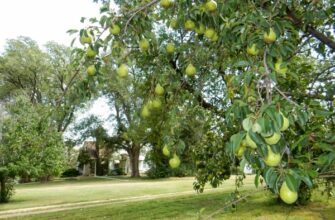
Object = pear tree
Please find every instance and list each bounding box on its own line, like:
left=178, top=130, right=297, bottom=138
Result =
left=74, top=0, right=335, bottom=204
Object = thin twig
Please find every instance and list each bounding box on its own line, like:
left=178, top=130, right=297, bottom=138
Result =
left=123, top=0, right=160, bottom=36
left=274, top=86, right=300, bottom=107
left=205, top=187, right=267, bottom=220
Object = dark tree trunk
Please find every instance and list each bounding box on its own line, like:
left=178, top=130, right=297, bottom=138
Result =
left=0, top=178, right=5, bottom=202
left=128, top=145, right=140, bottom=178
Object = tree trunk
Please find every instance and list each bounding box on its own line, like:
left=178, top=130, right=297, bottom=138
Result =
left=0, top=178, right=5, bottom=202
left=128, top=145, right=140, bottom=178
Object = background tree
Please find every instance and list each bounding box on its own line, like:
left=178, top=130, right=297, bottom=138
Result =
left=72, top=115, right=112, bottom=176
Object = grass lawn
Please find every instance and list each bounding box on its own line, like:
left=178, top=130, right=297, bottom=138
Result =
left=1, top=176, right=334, bottom=219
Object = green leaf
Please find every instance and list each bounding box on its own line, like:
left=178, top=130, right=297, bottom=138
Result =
left=242, top=117, right=253, bottom=131
left=285, top=174, right=299, bottom=192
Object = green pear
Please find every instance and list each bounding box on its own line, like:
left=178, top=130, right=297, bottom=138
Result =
left=184, top=19, right=195, bottom=31
left=246, top=133, right=257, bottom=149
left=264, top=145, right=281, bottom=166
left=152, top=98, right=162, bottom=109
left=169, top=154, right=181, bottom=168
left=263, top=28, right=277, bottom=43
left=139, top=38, right=150, bottom=51
left=86, top=47, right=97, bottom=58
left=185, top=63, right=196, bottom=77
left=166, top=42, right=175, bottom=54
left=170, top=18, right=178, bottom=29
left=204, top=28, right=215, bottom=39
left=87, top=65, right=96, bottom=76
left=141, top=105, right=150, bottom=118
left=109, top=24, right=121, bottom=35
left=247, top=44, right=259, bottom=56
left=280, top=181, right=298, bottom=204
left=155, top=84, right=165, bottom=96
left=205, top=0, right=217, bottom=12
left=264, top=132, right=281, bottom=145
left=80, top=35, right=92, bottom=45
left=117, top=64, right=128, bottom=78
left=275, top=61, right=288, bottom=75
left=280, top=112, right=289, bottom=131
left=160, top=0, right=172, bottom=8
left=162, top=145, right=170, bottom=156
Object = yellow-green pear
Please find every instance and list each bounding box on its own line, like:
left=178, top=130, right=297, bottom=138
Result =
left=204, top=28, right=215, bottom=39
left=275, top=61, right=288, bottom=75
left=80, top=35, right=92, bottom=45
left=264, top=145, right=281, bottom=166
left=184, top=19, right=195, bottom=31
left=236, top=145, right=246, bottom=157
left=139, top=38, right=150, bottom=51
left=247, top=44, right=259, bottom=56
left=195, top=23, right=206, bottom=35
left=211, top=32, right=219, bottom=42
left=109, top=24, right=121, bottom=35
left=205, top=0, right=217, bottom=12
left=280, top=112, right=289, bottom=131
left=280, top=181, right=298, bottom=204
left=152, top=98, right=162, bottom=109
left=169, top=154, right=181, bottom=168
left=263, top=28, right=277, bottom=43
left=87, top=65, right=96, bottom=76
left=170, top=18, right=178, bottom=29
left=141, top=105, right=150, bottom=118
left=162, top=145, right=170, bottom=156
left=117, top=64, right=128, bottom=78
left=86, top=47, right=97, bottom=58
left=185, top=63, right=196, bottom=77
left=246, top=133, right=257, bottom=149
left=160, top=0, right=172, bottom=8
left=166, top=42, right=175, bottom=54
left=264, top=132, right=281, bottom=145
left=155, top=84, right=164, bottom=96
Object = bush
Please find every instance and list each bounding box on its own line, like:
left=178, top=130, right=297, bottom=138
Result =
left=61, top=168, right=80, bottom=177
left=108, top=168, right=125, bottom=176
left=0, top=167, right=15, bottom=203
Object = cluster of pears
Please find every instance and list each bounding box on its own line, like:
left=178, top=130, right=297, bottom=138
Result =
left=237, top=111, right=289, bottom=168
left=141, top=84, right=164, bottom=118
left=246, top=27, right=277, bottom=56
left=162, top=145, right=181, bottom=169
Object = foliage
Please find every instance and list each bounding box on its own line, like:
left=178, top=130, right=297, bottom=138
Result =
left=0, top=167, right=15, bottom=203
left=0, top=97, right=65, bottom=181
left=108, top=168, right=126, bottom=176
left=61, top=168, right=80, bottom=178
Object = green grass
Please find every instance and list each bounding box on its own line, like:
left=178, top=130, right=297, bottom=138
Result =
left=1, top=176, right=252, bottom=211
left=1, top=176, right=334, bottom=219
left=12, top=190, right=335, bottom=220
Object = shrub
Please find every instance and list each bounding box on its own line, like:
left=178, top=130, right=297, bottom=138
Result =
left=0, top=167, right=15, bottom=203
left=61, top=168, right=80, bottom=177
left=108, top=168, right=125, bottom=176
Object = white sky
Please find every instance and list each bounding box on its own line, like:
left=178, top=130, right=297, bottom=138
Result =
left=0, top=0, right=114, bottom=139
left=0, top=0, right=100, bottom=52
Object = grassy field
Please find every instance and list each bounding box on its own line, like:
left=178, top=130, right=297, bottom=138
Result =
left=0, top=176, right=334, bottom=219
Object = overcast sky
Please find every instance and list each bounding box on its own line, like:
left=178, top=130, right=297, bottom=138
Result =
left=0, top=0, right=114, bottom=139
left=0, top=0, right=101, bottom=52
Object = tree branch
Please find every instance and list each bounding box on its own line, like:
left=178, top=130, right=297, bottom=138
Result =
left=286, top=8, right=335, bottom=51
